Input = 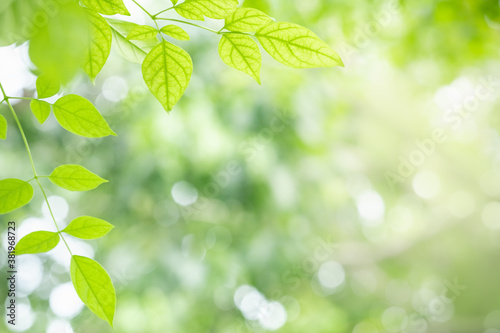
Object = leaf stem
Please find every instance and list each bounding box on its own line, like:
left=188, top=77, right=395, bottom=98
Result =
left=155, top=18, right=221, bottom=34
left=130, top=1, right=221, bottom=35
left=132, top=0, right=154, bottom=19
left=8, top=96, right=37, bottom=101
left=152, top=6, right=174, bottom=18
left=0, top=81, right=72, bottom=256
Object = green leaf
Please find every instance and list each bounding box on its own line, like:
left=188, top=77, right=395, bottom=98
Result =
left=63, top=216, right=114, bottom=239
left=127, top=25, right=158, bottom=41
left=15, top=231, right=60, bottom=255
left=70, top=255, right=116, bottom=327
left=83, top=8, right=112, bottom=82
left=29, top=3, right=89, bottom=84
left=160, top=25, right=190, bottom=41
left=30, top=100, right=51, bottom=124
left=218, top=33, right=262, bottom=83
left=110, top=26, right=147, bottom=64
left=0, top=115, right=6, bottom=140
left=81, top=0, right=130, bottom=16
left=255, top=22, right=344, bottom=68
left=36, top=74, right=60, bottom=99
left=171, top=0, right=179, bottom=4
left=0, top=0, right=43, bottom=46
left=142, top=40, right=193, bottom=112
left=0, top=179, right=33, bottom=214
left=49, top=164, right=108, bottom=192
left=53, top=94, right=116, bottom=138
left=175, top=0, right=238, bottom=21
left=224, top=7, right=272, bottom=33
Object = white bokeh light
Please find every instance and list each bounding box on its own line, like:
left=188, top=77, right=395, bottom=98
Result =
left=356, top=189, right=385, bottom=224
left=49, top=237, right=95, bottom=268
left=171, top=181, right=198, bottom=206
left=381, top=306, right=407, bottom=333
left=233, top=285, right=287, bottom=330
left=482, top=202, right=500, bottom=230
left=6, top=299, right=35, bottom=332
left=318, top=261, right=345, bottom=290
left=17, top=255, right=43, bottom=297
left=102, top=75, right=129, bottom=102
left=412, top=171, right=441, bottom=199
left=47, top=319, right=74, bottom=333
left=42, top=196, right=70, bottom=227
left=49, top=282, right=84, bottom=318
left=0, top=44, right=36, bottom=101
left=258, top=301, right=287, bottom=331
left=239, top=289, right=266, bottom=321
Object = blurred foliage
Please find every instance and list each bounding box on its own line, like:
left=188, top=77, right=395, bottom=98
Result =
left=1, top=0, right=500, bottom=332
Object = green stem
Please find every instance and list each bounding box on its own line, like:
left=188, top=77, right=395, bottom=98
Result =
left=156, top=18, right=221, bottom=34
left=132, top=0, right=160, bottom=30
left=8, top=96, right=37, bottom=101
left=152, top=6, right=174, bottom=18
left=132, top=0, right=154, bottom=19
left=0, top=81, right=72, bottom=255
left=36, top=177, right=73, bottom=255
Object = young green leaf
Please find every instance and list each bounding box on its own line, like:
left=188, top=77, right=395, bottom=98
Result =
left=0, top=179, right=34, bottom=214
left=30, top=100, right=51, bottom=124
left=218, top=33, right=262, bottom=84
left=53, top=94, right=116, bottom=138
left=142, top=40, right=193, bottom=112
left=71, top=255, right=116, bottom=327
left=83, top=8, right=112, bottom=82
left=36, top=74, right=60, bottom=99
left=0, top=115, right=6, bottom=140
left=255, top=22, right=344, bottom=68
left=127, top=25, right=158, bottom=41
left=160, top=25, right=190, bottom=41
left=15, top=231, right=60, bottom=255
left=49, top=164, right=108, bottom=192
left=110, top=26, right=148, bottom=64
left=82, top=0, right=130, bottom=16
left=63, top=216, right=114, bottom=239
left=175, top=0, right=238, bottom=21
left=171, top=0, right=179, bottom=4
left=224, top=7, right=272, bottom=32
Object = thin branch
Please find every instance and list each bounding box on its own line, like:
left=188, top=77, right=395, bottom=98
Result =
left=0, top=81, right=72, bottom=255
left=152, top=6, right=174, bottom=18
left=156, top=18, right=221, bottom=34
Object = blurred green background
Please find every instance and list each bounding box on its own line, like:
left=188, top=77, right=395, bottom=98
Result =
left=1, top=0, right=500, bottom=332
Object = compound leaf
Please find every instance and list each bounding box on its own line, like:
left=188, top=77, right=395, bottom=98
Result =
left=83, top=8, right=112, bottom=82
left=175, top=0, right=238, bottom=21
left=63, top=216, right=114, bottom=239
left=0, top=179, right=33, bottom=214
left=53, top=94, right=116, bottom=138
left=224, top=7, right=272, bottom=32
left=0, top=115, right=6, bottom=139
left=218, top=33, right=261, bottom=83
left=15, top=231, right=60, bottom=255
left=30, top=100, right=51, bottom=124
left=49, top=164, right=108, bottom=192
left=255, top=22, right=343, bottom=68
left=71, top=255, right=116, bottom=327
left=142, top=40, right=193, bottom=112
left=160, top=25, right=190, bottom=41
left=36, top=74, right=60, bottom=99
left=81, top=0, right=130, bottom=16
